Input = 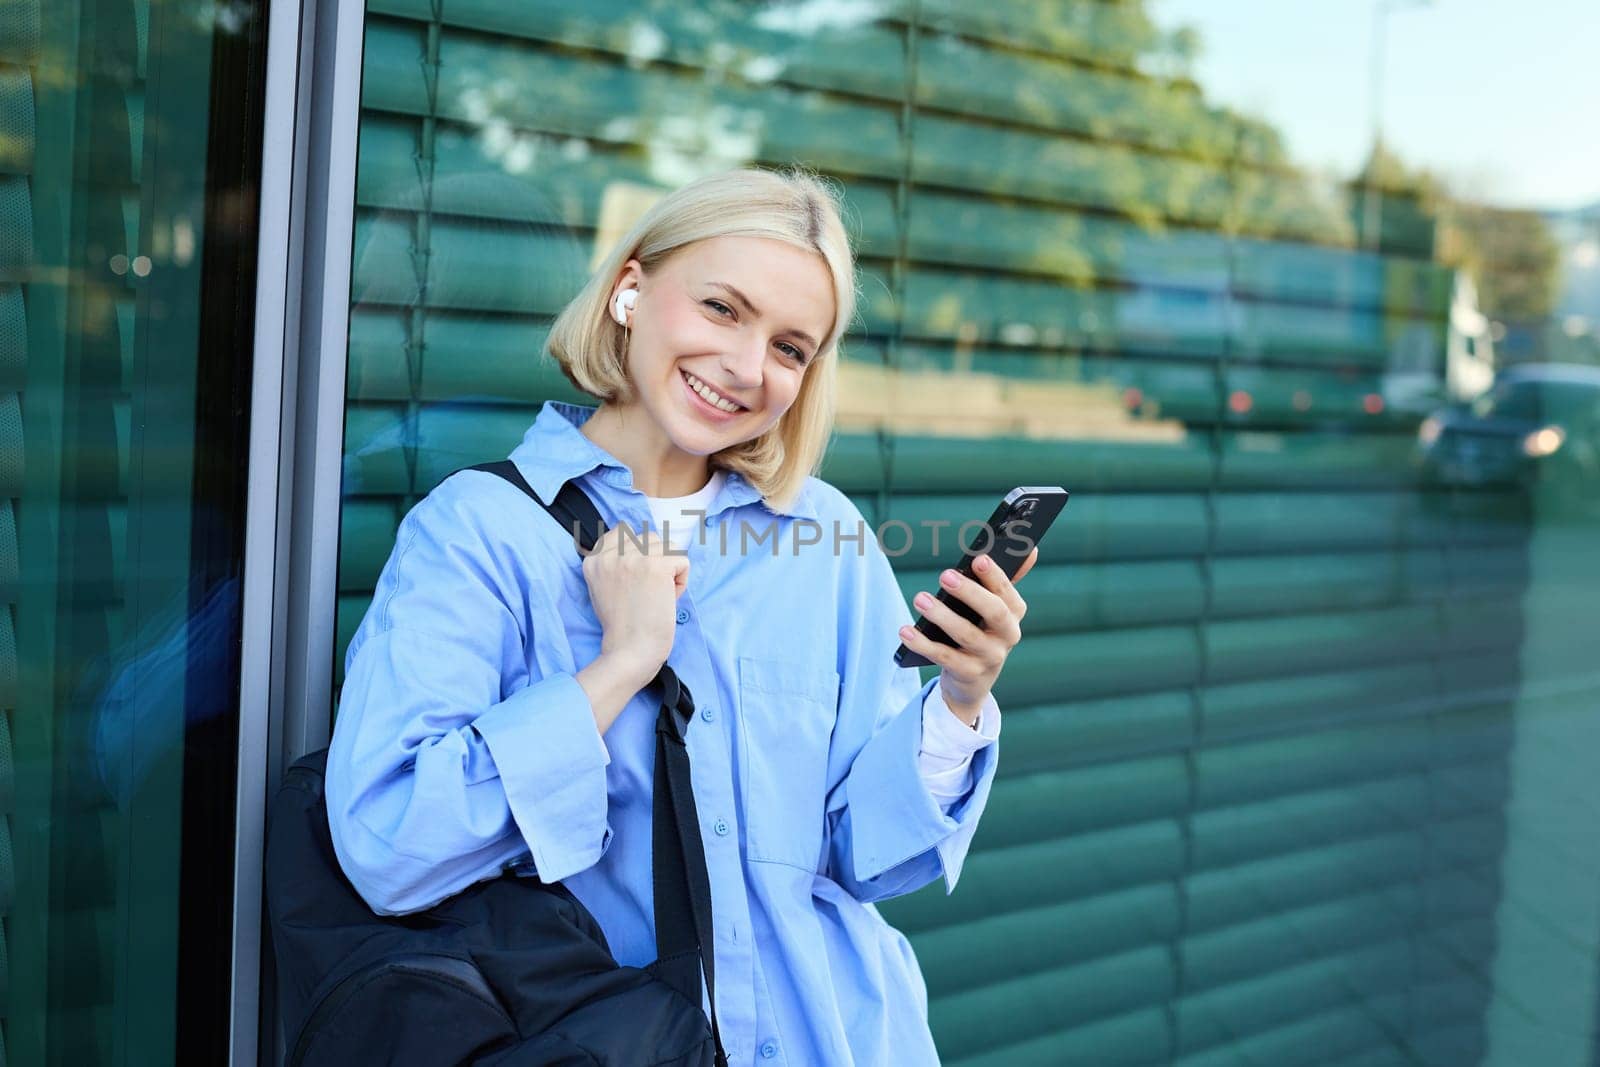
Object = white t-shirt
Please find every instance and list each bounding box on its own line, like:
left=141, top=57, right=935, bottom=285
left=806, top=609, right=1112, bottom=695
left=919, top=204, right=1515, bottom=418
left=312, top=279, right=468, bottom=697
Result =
left=643, top=468, right=727, bottom=552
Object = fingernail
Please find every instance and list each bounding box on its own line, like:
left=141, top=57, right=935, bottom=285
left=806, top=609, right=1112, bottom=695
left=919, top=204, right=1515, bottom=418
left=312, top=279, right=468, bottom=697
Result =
left=940, top=570, right=960, bottom=587
left=899, top=625, right=913, bottom=638
left=975, top=555, right=991, bottom=572
left=914, top=592, right=932, bottom=609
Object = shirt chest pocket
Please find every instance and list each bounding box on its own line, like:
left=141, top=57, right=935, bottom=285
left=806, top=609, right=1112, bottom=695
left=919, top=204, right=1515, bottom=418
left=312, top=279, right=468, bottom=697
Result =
left=736, top=656, right=840, bottom=870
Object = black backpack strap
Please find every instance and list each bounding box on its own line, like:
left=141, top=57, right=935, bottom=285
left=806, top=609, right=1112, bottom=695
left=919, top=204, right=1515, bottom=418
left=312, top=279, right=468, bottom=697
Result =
left=456, top=458, right=728, bottom=1066
left=652, top=670, right=728, bottom=1067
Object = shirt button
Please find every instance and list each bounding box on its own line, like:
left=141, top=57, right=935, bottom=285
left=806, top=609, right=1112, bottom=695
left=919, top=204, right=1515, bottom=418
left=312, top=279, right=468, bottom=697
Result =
left=760, top=1042, right=778, bottom=1059
left=713, top=818, right=729, bottom=836
left=700, top=706, right=714, bottom=722
left=676, top=607, right=691, bottom=624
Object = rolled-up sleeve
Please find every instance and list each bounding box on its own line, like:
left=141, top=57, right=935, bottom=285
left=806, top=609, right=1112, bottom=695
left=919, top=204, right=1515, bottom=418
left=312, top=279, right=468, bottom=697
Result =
left=819, top=506, right=1001, bottom=904
left=324, top=476, right=614, bottom=916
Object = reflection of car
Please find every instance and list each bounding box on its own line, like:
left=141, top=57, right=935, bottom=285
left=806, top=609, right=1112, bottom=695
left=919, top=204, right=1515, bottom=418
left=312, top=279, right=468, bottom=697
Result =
left=1418, top=364, right=1600, bottom=504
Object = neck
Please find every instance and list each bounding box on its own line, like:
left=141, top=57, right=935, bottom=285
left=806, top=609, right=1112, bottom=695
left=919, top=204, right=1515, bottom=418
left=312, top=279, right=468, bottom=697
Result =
left=581, top=401, right=713, bottom=498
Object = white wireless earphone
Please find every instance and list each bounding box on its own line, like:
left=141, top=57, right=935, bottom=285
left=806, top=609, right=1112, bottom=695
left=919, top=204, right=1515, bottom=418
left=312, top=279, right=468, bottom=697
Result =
left=612, top=288, right=638, bottom=326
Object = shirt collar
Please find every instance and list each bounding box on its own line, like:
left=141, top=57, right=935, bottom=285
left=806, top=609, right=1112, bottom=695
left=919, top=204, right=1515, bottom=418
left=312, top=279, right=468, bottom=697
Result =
left=509, top=400, right=819, bottom=521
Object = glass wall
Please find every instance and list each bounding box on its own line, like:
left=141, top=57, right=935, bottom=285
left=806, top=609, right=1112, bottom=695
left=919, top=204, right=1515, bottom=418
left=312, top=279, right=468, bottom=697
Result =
left=2, top=0, right=268, bottom=1063
left=334, top=1, right=1600, bottom=1063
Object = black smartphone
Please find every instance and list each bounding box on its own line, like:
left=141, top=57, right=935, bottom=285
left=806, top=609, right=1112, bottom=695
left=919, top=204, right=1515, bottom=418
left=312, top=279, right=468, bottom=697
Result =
left=894, top=486, right=1069, bottom=669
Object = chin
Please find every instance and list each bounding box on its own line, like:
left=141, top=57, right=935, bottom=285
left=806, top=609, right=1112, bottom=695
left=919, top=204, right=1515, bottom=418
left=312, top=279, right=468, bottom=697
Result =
left=669, top=427, right=723, bottom=456
left=679, top=418, right=756, bottom=451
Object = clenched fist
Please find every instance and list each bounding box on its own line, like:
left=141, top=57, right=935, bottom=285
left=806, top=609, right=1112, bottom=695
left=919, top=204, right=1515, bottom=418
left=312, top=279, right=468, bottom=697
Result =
left=581, top=526, right=691, bottom=682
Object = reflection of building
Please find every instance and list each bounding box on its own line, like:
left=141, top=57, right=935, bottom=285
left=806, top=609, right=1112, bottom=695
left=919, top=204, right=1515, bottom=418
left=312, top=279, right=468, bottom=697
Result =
left=835, top=359, right=1187, bottom=442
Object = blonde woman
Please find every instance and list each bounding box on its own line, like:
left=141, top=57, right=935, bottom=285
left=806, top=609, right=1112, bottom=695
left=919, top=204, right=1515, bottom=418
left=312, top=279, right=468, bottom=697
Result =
left=326, top=168, right=1037, bottom=1065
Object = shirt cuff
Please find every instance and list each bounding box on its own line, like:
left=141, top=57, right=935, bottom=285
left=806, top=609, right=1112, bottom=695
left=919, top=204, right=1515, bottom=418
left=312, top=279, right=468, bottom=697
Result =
left=471, top=671, right=614, bottom=883
left=919, top=688, right=1001, bottom=808
left=849, top=677, right=1000, bottom=894
left=921, top=687, right=1001, bottom=758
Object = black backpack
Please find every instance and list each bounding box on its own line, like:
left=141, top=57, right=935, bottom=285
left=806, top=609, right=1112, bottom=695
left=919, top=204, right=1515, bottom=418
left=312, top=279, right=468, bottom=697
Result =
left=265, top=461, right=728, bottom=1066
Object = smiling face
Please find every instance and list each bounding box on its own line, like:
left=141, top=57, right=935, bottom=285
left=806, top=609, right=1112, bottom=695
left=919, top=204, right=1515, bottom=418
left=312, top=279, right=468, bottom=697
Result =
left=606, top=235, right=836, bottom=473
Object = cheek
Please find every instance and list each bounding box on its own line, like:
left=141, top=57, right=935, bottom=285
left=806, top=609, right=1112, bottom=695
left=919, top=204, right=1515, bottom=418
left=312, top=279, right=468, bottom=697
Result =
left=768, top=369, right=807, bottom=413
left=652, top=302, right=714, bottom=347
left=633, top=312, right=701, bottom=377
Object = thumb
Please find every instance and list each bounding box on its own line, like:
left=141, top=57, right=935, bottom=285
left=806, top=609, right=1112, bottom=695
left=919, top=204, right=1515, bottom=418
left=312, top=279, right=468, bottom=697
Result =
left=1012, top=546, right=1040, bottom=585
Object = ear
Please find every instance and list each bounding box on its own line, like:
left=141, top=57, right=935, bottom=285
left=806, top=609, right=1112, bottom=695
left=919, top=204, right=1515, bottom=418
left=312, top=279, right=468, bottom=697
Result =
left=610, top=258, right=645, bottom=305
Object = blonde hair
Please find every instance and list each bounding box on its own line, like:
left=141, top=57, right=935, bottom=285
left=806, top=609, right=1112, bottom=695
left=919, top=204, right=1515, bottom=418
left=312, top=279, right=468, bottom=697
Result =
left=546, top=167, right=856, bottom=514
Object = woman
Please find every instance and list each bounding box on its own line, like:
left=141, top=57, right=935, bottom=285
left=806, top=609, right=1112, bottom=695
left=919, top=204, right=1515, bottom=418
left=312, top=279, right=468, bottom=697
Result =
left=325, top=168, right=1036, bottom=1065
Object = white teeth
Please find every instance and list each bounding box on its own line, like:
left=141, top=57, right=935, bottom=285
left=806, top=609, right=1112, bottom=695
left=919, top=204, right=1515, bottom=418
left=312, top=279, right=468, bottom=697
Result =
left=684, top=371, right=743, bottom=413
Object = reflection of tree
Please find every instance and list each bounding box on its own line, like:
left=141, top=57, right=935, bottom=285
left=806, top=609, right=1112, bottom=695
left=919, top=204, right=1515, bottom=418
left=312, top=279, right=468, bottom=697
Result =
left=1440, top=203, right=1562, bottom=324
left=1353, top=141, right=1441, bottom=256
left=1357, top=142, right=1562, bottom=350
left=1229, top=113, right=1355, bottom=246
left=410, top=0, right=900, bottom=193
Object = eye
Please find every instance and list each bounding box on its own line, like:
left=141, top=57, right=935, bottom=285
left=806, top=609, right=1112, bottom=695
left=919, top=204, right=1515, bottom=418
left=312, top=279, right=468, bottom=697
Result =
left=776, top=341, right=809, bottom=364
left=704, top=299, right=734, bottom=318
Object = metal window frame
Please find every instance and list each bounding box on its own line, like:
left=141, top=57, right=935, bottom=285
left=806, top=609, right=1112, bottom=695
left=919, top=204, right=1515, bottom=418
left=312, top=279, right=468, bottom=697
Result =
left=230, top=0, right=366, bottom=1060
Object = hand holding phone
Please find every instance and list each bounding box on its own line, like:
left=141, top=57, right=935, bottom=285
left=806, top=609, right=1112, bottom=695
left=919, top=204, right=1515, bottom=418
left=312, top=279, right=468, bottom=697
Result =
left=894, top=486, right=1068, bottom=669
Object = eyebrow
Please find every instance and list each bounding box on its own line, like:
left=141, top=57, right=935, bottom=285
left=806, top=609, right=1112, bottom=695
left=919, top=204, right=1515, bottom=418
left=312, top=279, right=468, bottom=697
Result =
left=707, top=281, right=820, bottom=351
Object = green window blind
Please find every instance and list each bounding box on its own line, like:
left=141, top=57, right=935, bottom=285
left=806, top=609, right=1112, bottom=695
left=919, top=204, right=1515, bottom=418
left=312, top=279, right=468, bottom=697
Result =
left=2, top=0, right=153, bottom=1059
left=0, top=3, right=38, bottom=1058
left=339, top=4, right=1594, bottom=1064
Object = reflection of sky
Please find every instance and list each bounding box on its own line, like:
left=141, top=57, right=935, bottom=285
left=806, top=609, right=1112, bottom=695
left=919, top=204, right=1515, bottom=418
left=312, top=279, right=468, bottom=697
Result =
left=1149, top=0, right=1600, bottom=212
left=752, top=0, right=882, bottom=34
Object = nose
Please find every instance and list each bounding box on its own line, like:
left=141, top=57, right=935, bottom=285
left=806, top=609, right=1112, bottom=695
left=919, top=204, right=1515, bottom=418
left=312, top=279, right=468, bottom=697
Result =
left=719, top=333, right=766, bottom=390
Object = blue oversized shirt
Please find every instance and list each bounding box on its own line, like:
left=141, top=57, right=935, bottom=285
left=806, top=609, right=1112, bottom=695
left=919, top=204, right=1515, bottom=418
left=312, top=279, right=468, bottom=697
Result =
left=325, top=400, right=1002, bottom=1066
